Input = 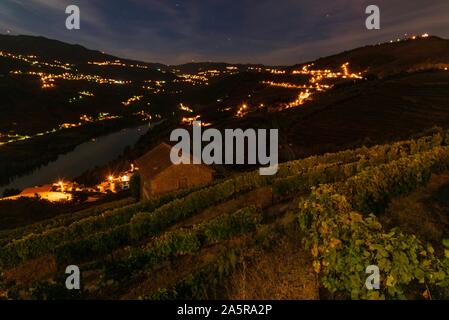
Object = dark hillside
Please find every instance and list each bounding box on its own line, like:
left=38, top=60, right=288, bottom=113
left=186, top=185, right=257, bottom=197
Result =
left=299, top=36, right=449, bottom=77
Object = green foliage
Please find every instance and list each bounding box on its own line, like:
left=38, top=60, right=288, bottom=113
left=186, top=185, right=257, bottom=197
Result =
left=3, top=130, right=449, bottom=300
left=0, top=187, right=207, bottom=269
left=297, top=145, right=449, bottom=299
left=202, top=206, right=262, bottom=244
left=0, top=198, right=134, bottom=246
left=343, top=146, right=449, bottom=214
left=273, top=132, right=446, bottom=197
left=2, top=188, right=21, bottom=198
left=129, top=180, right=236, bottom=240
left=54, top=224, right=131, bottom=265
left=143, top=249, right=242, bottom=300
left=103, top=206, right=261, bottom=282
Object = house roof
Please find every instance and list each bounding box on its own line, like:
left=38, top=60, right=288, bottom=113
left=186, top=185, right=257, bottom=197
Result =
left=135, top=142, right=213, bottom=180
left=20, top=184, right=53, bottom=195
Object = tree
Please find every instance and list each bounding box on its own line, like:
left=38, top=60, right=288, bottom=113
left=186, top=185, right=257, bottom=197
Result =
left=2, top=188, right=21, bottom=198
left=72, top=191, right=88, bottom=203
left=130, top=172, right=141, bottom=199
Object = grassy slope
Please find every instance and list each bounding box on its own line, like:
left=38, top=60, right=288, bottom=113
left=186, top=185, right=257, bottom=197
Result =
left=1, top=131, right=449, bottom=299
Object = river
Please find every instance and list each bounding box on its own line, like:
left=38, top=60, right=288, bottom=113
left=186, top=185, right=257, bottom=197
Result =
left=0, top=123, right=153, bottom=194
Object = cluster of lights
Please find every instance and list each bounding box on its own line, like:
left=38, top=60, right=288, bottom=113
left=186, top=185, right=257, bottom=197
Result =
left=133, top=110, right=152, bottom=121
left=142, top=85, right=165, bottom=93
left=98, top=164, right=139, bottom=193
left=0, top=132, right=31, bottom=145
left=144, top=80, right=166, bottom=86
left=0, top=51, right=73, bottom=70
left=107, top=174, right=130, bottom=182
left=59, top=123, right=79, bottom=129
left=285, top=90, right=312, bottom=109
left=292, top=63, right=362, bottom=80
left=142, top=80, right=167, bottom=93
left=247, top=66, right=263, bottom=72
left=88, top=60, right=148, bottom=69
left=80, top=114, right=93, bottom=122
left=0, top=128, right=53, bottom=146
left=174, top=74, right=209, bottom=86
left=122, top=95, right=144, bottom=107
left=179, top=103, right=194, bottom=113
left=98, top=112, right=120, bottom=121
left=79, top=91, right=95, bottom=97
left=282, top=63, right=361, bottom=110
left=235, top=104, right=249, bottom=118
left=389, top=33, right=430, bottom=43
left=181, top=115, right=201, bottom=125
left=234, top=63, right=363, bottom=118
left=261, top=81, right=307, bottom=89
left=182, top=118, right=212, bottom=127
left=0, top=113, right=122, bottom=146
left=174, top=67, right=239, bottom=87
left=3, top=165, right=138, bottom=202
left=261, top=81, right=331, bottom=91
left=10, top=70, right=131, bottom=89
left=67, top=91, right=94, bottom=104
left=220, top=106, right=233, bottom=112
left=69, top=95, right=86, bottom=104
left=0, top=132, right=22, bottom=140
left=266, top=68, right=286, bottom=75
left=198, top=69, right=221, bottom=78
left=3, top=163, right=141, bottom=201
left=246, top=67, right=286, bottom=74
left=59, top=113, right=121, bottom=130
left=233, top=103, right=266, bottom=118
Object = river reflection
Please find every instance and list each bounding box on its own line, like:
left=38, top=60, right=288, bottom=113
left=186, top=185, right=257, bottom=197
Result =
left=0, top=123, right=151, bottom=193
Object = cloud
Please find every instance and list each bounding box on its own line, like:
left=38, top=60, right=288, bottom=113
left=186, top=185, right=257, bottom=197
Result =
left=253, top=0, right=449, bottom=64
left=0, top=0, right=448, bottom=65
left=1, top=0, right=108, bottom=32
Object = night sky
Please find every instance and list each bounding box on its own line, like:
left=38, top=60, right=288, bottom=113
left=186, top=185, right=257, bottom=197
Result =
left=1, top=0, right=448, bottom=65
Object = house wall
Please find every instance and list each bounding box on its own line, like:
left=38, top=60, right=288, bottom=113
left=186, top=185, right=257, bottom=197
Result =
left=141, top=164, right=213, bottom=200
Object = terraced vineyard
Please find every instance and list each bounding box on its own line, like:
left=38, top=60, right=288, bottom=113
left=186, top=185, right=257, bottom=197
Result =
left=1, top=129, right=449, bottom=300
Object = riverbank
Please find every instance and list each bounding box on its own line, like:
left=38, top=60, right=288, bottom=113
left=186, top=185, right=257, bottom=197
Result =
left=0, top=115, right=147, bottom=192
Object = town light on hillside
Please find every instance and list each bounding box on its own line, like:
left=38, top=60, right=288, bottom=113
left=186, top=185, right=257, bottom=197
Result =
left=235, top=104, right=249, bottom=118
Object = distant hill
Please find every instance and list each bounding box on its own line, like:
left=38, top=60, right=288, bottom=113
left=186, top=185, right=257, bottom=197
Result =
left=0, top=34, right=166, bottom=70
left=171, top=62, right=268, bottom=74
left=0, top=35, right=180, bottom=135
left=225, top=69, right=449, bottom=161
left=2, top=34, right=448, bottom=76
left=2, top=33, right=449, bottom=178
left=296, top=36, right=449, bottom=77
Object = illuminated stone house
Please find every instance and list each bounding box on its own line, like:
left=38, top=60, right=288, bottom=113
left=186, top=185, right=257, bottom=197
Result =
left=134, top=143, right=214, bottom=200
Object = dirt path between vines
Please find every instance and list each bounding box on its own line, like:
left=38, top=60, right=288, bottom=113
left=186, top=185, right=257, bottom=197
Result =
left=224, top=234, right=319, bottom=300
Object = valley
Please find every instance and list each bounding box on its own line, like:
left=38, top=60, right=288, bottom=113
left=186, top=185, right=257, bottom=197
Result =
left=1, top=32, right=449, bottom=301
